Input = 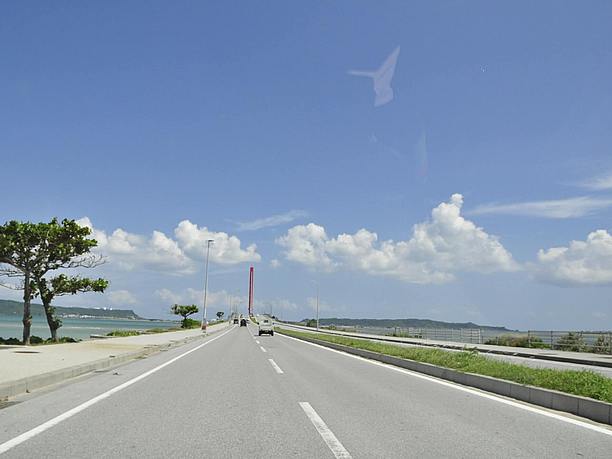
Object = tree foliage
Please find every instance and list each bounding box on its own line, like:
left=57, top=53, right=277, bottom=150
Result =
left=33, top=274, right=108, bottom=341
left=171, top=304, right=199, bottom=328
left=0, top=218, right=104, bottom=344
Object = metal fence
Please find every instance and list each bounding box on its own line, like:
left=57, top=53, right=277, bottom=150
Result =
left=329, top=325, right=486, bottom=345
left=324, top=325, right=612, bottom=354
left=526, top=330, right=612, bottom=354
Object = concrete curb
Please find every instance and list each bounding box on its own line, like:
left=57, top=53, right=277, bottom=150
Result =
left=0, top=327, right=225, bottom=400
left=281, top=323, right=612, bottom=369
left=282, top=331, right=612, bottom=426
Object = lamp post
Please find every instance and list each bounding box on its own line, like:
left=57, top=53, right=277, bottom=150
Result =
left=312, top=280, right=319, bottom=331
left=202, top=239, right=214, bottom=332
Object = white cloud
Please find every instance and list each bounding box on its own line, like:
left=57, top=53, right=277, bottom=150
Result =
left=468, top=196, right=612, bottom=219
left=236, top=210, right=308, bottom=231
left=174, top=220, right=260, bottom=265
left=155, top=287, right=297, bottom=314
left=270, top=259, right=281, bottom=269
left=76, top=218, right=260, bottom=274
left=277, top=194, right=517, bottom=283
left=533, top=229, right=612, bottom=286
left=107, top=290, right=137, bottom=305
left=580, top=172, right=612, bottom=191
left=157, top=287, right=235, bottom=309
left=276, top=223, right=336, bottom=271
left=154, top=288, right=183, bottom=305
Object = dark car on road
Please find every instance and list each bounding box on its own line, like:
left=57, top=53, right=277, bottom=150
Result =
left=240, top=318, right=247, bottom=327
left=233, top=318, right=239, bottom=324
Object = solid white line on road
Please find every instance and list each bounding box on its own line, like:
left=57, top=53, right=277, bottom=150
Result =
left=0, top=327, right=236, bottom=455
left=279, top=333, right=612, bottom=437
left=299, top=402, right=352, bottom=459
left=260, top=346, right=267, bottom=353
left=268, top=358, right=284, bottom=374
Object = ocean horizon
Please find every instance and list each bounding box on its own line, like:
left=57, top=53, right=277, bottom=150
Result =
left=0, top=314, right=178, bottom=341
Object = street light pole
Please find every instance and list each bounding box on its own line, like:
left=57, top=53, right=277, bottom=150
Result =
left=316, top=284, right=319, bottom=331
left=312, top=280, right=319, bottom=331
left=202, top=239, right=214, bottom=332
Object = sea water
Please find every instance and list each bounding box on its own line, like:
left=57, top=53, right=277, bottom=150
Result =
left=0, top=314, right=178, bottom=341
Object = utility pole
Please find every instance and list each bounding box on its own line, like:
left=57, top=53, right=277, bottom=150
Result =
left=202, top=239, right=214, bottom=332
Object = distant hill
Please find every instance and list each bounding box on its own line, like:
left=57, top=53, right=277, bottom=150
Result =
left=0, top=299, right=143, bottom=320
left=303, top=317, right=511, bottom=331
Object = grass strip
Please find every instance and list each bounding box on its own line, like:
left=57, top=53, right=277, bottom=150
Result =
left=279, top=328, right=612, bottom=404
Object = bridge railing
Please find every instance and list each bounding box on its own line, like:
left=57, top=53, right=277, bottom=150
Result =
left=328, top=325, right=485, bottom=345
left=526, top=330, right=612, bottom=354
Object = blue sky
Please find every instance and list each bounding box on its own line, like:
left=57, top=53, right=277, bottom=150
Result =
left=1, top=1, right=612, bottom=329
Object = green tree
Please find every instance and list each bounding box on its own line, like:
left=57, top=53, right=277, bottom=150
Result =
left=171, top=304, right=199, bottom=328
left=0, top=219, right=102, bottom=344
left=216, top=311, right=224, bottom=321
left=33, top=275, right=108, bottom=342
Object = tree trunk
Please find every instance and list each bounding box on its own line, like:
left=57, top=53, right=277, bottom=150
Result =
left=43, top=300, right=60, bottom=343
left=22, top=271, right=32, bottom=345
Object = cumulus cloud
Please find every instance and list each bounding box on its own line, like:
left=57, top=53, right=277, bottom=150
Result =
left=468, top=196, right=612, bottom=219
left=277, top=194, right=517, bottom=283
left=236, top=210, right=308, bottom=231
left=107, top=290, right=137, bottom=305
left=174, top=220, right=260, bottom=265
left=76, top=218, right=260, bottom=274
left=533, top=229, right=612, bottom=286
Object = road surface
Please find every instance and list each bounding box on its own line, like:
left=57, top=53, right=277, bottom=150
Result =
left=1, top=324, right=611, bottom=458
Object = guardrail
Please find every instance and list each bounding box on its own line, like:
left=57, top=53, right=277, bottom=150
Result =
left=526, top=331, right=612, bottom=355
left=321, top=325, right=489, bottom=345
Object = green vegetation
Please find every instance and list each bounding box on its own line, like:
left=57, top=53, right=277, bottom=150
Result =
left=279, top=328, right=612, bottom=403
left=34, top=275, right=108, bottom=342
left=556, top=332, right=588, bottom=352
left=593, top=335, right=612, bottom=354
left=106, top=326, right=185, bottom=336
left=182, top=318, right=201, bottom=329
left=0, top=335, right=80, bottom=345
left=171, top=304, right=199, bottom=328
left=0, top=218, right=108, bottom=344
left=484, top=335, right=548, bottom=349
left=106, top=330, right=142, bottom=337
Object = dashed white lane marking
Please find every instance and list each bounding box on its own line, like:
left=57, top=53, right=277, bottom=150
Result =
left=260, top=346, right=267, bottom=353
left=299, top=402, right=352, bottom=458
left=279, top=333, right=612, bottom=437
left=255, top=340, right=260, bottom=344
left=268, top=359, right=284, bottom=374
left=0, top=327, right=235, bottom=455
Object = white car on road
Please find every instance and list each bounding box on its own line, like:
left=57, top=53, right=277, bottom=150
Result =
left=258, top=318, right=274, bottom=336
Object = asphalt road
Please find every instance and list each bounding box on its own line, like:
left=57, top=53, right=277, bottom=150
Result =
left=1, top=323, right=612, bottom=458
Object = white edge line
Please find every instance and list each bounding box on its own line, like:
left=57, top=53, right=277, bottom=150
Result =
left=268, top=358, right=284, bottom=374
left=299, top=402, right=352, bottom=459
left=279, top=333, right=612, bottom=437
left=0, top=327, right=236, bottom=455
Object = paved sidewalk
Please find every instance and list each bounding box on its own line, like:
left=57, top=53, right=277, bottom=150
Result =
left=0, top=322, right=231, bottom=399
left=280, top=323, right=612, bottom=369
